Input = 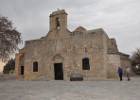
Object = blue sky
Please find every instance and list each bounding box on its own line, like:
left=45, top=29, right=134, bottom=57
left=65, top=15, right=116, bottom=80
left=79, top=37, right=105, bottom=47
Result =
left=0, top=0, right=140, bottom=55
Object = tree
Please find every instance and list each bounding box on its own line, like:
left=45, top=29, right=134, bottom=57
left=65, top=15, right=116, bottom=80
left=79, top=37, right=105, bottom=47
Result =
left=3, top=58, right=15, bottom=74
left=0, top=16, right=21, bottom=61
left=131, top=48, right=140, bottom=74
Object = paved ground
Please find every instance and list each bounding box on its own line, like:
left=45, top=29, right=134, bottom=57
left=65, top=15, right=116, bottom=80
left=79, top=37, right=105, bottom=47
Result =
left=0, top=77, right=140, bottom=100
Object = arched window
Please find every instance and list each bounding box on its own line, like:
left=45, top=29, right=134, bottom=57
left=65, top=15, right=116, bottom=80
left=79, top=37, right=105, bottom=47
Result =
left=56, top=17, right=60, bottom=29
left=33, top=61, right=38, bottom=72
left=82, top=58, right=90, bottom=70
left=21, top=66, right=24, bottom=75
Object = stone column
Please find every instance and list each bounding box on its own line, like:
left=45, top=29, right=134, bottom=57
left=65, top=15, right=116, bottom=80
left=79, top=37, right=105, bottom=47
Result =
left=15, top=53, right=23, bottom=80
left=15, top=53, right=20, bottom=79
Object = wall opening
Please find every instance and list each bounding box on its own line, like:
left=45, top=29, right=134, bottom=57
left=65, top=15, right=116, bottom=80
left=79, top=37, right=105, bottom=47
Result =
left=56, top=17, right=60, bottom=30
left=82, top=58, right=90, bottom=70
left=54, top=63, right=63, bottom=80
left=33, top=61, right=38, bottom=72
left=20, top=66, right=24, bottom=75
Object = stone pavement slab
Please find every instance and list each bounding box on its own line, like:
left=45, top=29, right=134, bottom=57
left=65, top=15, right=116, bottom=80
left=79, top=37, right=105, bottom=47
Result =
left=0, top=77, right=140, bottom=100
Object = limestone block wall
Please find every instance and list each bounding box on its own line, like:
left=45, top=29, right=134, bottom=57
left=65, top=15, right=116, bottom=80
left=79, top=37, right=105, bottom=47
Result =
left=0, top=60, right=5, bottom=73
left=20, top=28, right=111, bottom=80
left=107, top=38, right=118, bottom=53
left=120, top=55, right=132, bottom=75
left=107, top=54, right=120, bottom=79
left=16, top=28, right=123, bottom=81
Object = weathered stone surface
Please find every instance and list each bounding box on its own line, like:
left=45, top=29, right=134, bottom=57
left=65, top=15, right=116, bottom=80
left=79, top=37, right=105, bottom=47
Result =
left=0, top=77, right=140, bottom=100
left=15, top=9, right=131, bottom=80
left=0, top=60, right=5, bottom=73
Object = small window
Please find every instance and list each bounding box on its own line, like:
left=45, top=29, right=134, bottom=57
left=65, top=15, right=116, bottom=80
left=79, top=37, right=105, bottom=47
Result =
left=33, top=61, right=38, bottom=72
left=56, top=17, right=60, bottom=29
left=21, top=66, right=24, bottom=75
left=82, top=58, right=90, bottom=70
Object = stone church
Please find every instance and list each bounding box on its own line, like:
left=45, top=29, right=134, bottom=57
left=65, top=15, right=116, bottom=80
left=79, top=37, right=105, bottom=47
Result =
left=15, top=9, right=131, bottom=80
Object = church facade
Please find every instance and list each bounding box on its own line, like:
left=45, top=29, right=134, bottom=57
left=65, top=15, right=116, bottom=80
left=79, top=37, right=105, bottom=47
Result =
left=15, top=9, right=131, bottom=80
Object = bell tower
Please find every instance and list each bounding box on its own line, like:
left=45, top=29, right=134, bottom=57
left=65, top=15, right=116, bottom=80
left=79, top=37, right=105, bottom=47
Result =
left=49, top=9, right=67, bottom=31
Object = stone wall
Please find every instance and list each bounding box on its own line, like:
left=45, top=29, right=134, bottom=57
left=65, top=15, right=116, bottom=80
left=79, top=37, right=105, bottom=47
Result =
left=21, top=28, right=109, bottom=80
left=15, top=9, right=128, bottom=80
left=107, top=54, right=120, bottom=79
left=0, top=60, right=5, bottom=73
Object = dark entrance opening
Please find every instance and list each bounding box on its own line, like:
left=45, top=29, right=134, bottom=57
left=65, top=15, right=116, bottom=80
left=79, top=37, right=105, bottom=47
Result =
left=82, top=58, right=90, bottom=70
left=54, top=63, right=63, bottom=80
left=21, top=66, right=24, bottom=75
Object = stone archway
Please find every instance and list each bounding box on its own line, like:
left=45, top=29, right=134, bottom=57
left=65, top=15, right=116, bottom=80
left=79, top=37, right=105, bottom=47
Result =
left=52, top=54, right=64, bottom=80
left=52, top=54, right=64, bottom=62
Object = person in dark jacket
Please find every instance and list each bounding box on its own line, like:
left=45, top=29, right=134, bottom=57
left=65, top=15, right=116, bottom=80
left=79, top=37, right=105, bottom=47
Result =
left=117, top=67, right=123, bottom=81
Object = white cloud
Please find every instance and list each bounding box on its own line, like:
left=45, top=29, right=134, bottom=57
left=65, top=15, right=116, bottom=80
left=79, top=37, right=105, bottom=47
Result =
left=0, top=0, right=140, bottom=55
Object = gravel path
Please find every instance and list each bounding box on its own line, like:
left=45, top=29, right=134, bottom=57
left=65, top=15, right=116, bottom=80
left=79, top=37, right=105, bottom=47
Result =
left=0, top=77, right=140, bottom=100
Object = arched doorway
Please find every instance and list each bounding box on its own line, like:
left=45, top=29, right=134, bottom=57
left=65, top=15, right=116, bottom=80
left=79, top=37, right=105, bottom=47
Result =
left=52, top=54, right=64, bottom=80
left=54, top=63, right=63, bottom=80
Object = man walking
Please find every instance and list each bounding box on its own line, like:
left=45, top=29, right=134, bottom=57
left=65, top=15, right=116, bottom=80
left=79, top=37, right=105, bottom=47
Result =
left=117, top=67, right=123, bottom=81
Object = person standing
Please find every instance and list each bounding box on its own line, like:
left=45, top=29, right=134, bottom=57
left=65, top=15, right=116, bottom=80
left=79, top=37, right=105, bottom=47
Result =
left=117, top=67, right=123, bottom=81
left=126, top=67, right=131, bottom=81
